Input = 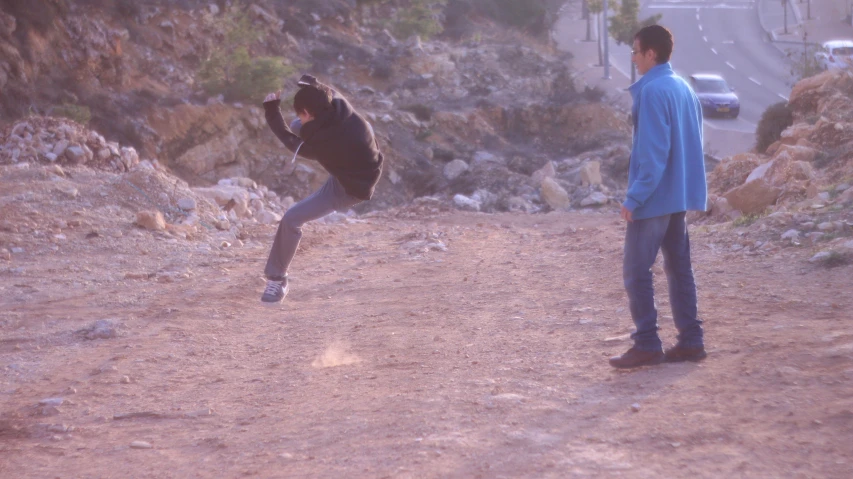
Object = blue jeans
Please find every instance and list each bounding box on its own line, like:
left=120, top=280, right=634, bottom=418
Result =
left=623, top=212, right=703, bottom=351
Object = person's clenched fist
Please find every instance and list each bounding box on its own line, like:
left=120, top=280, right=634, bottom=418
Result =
left=264, top=90, right=282, bottom=102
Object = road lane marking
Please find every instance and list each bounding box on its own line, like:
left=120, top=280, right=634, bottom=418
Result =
left=711, top=48, right=718, bottom=54
left=725, top=61, right=736, bottom=69
left=698, top=24, right=703, bottom=32
left=649, top=4, right=754, bottom=9
left=749, top=77, right=762, bottom=86
left=703, top=118, right=757, bottom=133
left=778, top=93, right=789, bottom=100
left=703, top=36, right=708, bottom=42
left=696, top=13, right=700, bottom=20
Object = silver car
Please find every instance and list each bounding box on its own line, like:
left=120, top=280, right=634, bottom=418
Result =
left=815, top=40, right=853, bottom=70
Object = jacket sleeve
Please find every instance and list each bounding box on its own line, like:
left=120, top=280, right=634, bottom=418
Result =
left=263, top=99, right=323, bottom=161
left=263, top=99, right=301, bottom=152
left=623, top=87, right=671, bottom=212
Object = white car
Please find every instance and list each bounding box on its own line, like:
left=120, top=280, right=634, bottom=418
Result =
left=815, top=40, right=853, bottom=70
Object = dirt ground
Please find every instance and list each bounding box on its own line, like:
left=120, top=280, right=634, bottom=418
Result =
left=1, top=205, right=852, bottom=478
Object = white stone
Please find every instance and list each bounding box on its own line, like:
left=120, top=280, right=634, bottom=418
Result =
left=194, top=186, right=249, bottom=207
left=472, top=151, right=499, bottom=165
left=177, top=198, right=196, bottom=211
left=453, top=194, right=481, bottom=211
left=65, top=145, right=85, bottom=163
left=580, top=161, right=602, bottom=186
left=531, top=161, right=556, bottom=184
left=388, top=169, right=401, bottom=185
left=838, top=187, right=853, bottom=204
left=257, top=210, right=282, bottom=225
left=232, top=177, right=256, bottom=189
left=809, top=251, right=832, bottom=263
left=52, top=140, right=69, bottom=156
left=541, top=177, right=570, bottom=210
left=120, top=147, right=139, bottom=169
left=443, top=159, right=469, bottom=180
left=130, top=441, right=153, bottom=449
left=580, top=191, right=608, bottom=207
left=136, top=211, right=166, bottom=231
left=780, top=229, right=801, bottom=242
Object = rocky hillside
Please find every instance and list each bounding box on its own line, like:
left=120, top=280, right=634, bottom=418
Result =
left=1, top=0, right=626, bottom=213
left=0, top=1, right=851, bottom=268
left=699, top=70, right=853, bottom=265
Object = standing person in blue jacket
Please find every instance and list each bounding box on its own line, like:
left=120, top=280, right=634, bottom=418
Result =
left=260, top=75, right=383, bottom=304
left=609, top=25, right=708, bottom=369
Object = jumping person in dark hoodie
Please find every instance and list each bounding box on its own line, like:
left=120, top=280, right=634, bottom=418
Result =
left=260, top=74, right=383, bottom=303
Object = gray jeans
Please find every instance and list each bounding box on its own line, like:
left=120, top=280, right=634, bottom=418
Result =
left=264, top=176, right=361, bottom=280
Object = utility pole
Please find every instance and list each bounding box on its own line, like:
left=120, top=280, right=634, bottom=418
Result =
left=603, top=0, right=611, bottom=79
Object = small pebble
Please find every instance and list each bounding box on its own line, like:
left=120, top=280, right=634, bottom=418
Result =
left=630, top=403, right=641, bottom=412
left=130, top=441, right=153, bottom=449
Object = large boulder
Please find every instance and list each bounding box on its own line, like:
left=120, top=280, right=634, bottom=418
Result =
left=541, top=177, right=571, bottom=210
left=580, top=160, right=602, bottom=186
left=708, top=152, right=763, bottom=193
left=724, top=179, right=782, bottom=215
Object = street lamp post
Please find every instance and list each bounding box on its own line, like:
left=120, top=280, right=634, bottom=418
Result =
left=603, top=0, right=611, bottom=79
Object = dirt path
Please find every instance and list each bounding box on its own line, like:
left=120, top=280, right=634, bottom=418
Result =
left=2, top=211, right=852, bottom=478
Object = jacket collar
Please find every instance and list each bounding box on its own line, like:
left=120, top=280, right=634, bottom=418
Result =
left=628, top=62, right=673, bottom=97
left=298, top=98, right=351, bottom=141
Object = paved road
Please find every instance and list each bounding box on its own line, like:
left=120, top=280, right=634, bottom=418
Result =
left=607, top=0, right=794, bottom=133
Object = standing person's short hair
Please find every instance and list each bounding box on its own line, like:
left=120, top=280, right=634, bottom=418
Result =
left=293, top=84, right=334, bottom=117
left=634, top=25, right=674, bottom=64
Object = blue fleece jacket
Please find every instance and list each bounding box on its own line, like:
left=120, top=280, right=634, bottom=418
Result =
left=624, top=63, right=707, bottom=220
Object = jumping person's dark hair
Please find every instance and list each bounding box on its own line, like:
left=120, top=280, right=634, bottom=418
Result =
left=293, top=83, right=334, bottom=117
left=634, top=25, right=674, bottom=64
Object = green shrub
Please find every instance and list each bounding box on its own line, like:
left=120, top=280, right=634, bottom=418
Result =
left=732, top=211, right=765, bottom=227
left=401, top=104, right=434, bottom=121
left=415, top=129, right=433, bottom=141
left=489, top=0, right=546, bottom=29
left=393, top=0, right=446, bottom=39
left=755, top=102, right=793, bottom=153
left=197, top=13, right=295, bottom=102
left=52, top=103, right=91, bottom=125
left=819, top=251, right=850, bottom=268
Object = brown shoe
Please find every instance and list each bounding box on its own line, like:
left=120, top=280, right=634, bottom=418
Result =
left=664, top=345, right=707, bottom=363
left=609, top=347, right=664, bottom=369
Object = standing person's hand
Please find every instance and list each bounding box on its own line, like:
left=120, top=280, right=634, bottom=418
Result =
left=620, top=205, right=633, bottom=222
left=264, top=90, right=282, bottom=103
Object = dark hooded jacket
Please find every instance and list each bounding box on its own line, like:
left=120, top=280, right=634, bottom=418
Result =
left=263, top=90, right=383, bottom=200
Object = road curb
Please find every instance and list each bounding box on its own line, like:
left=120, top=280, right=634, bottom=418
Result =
left=756, top=0, right=805, bottom=54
